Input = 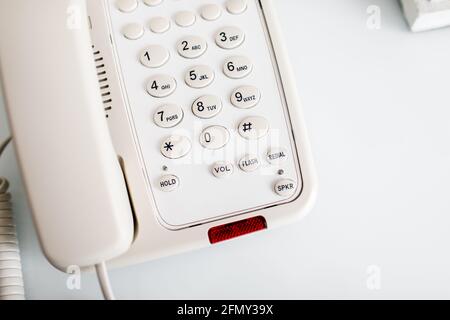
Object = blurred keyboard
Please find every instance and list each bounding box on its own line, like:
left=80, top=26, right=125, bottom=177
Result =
left=401, top=0, right=450, bottom=31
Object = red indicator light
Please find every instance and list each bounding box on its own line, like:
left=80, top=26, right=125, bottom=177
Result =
left=208, top=216, right=267, bottom=244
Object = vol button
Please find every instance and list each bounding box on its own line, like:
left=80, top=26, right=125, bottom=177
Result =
left=212, top=162, right=234, bottom=178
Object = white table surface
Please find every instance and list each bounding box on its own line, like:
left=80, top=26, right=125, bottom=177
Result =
left=1, top=0, right=450, bottom=299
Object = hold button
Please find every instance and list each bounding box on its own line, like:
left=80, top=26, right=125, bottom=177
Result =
left=159, top=174, right=180, bottom=192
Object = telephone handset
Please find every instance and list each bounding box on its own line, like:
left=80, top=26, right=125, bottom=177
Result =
left=0, top=0, right=317, bottom=271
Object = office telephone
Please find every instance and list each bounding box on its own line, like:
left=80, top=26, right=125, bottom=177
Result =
left=0, top=0, right=316, bottom=298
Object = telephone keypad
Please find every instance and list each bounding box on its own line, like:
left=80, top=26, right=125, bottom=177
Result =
left=109, top=0, right=302, bottom=225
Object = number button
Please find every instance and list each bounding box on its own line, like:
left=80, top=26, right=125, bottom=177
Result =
left=177, top=36, right=207, bottom=59
left=185, top=65, right=215, bottom=88
left=238, top=116, right=269, bottom=140
left=153, top=104, right=183, bottom=128
left=231, top=86, right=260, bottom=109
left=139, top=45, right=170, bottom=68
left=215, top=26, right=245, bottom=49
left=223, top=56, right=253, bottom=79
left=200, top=126, right=230, bottom=150
left=146, top=75, right=176, bottom=98
left=192, top=95, right=222, bottom=119
left=161, top=135, right=191, bottom=159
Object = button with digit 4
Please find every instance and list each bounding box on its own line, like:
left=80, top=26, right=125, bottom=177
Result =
left=238, top=116, right=269, bottom=140
left=274, top=179, right=298, bottom=197
left=215, top=26, right=245, bottom=49
left=239, top=155, right=260, bottom=172
left=153, top=104, right=183, bottom=128
left=161, top=135, right=191, bottom=159
left=231, top=86, right=260, bottom=109
left=158, top=174, right=179, bottom=192
left=139, top=45, right=170, bottom=68
left=185, top=65, right=215, bottom=88
left=212, top=162, right=234, bottom=178
left=146, top=75, right=176, bottom=98
left=192, top=95, right=222, bottom=119
left=200, top=126, right=230, bottom=150
left=177, top=36, right=207, bottom=59
left=223, top=56, right=253, bottom=79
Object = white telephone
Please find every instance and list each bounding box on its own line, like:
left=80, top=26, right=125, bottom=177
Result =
left=0, top=0, right=316, bottom=298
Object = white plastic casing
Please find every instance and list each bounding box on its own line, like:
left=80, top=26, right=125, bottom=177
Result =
left=89, top=0, right=317, bottom=267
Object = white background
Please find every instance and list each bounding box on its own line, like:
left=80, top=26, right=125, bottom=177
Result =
left=1, top=0, right=450, bottom=299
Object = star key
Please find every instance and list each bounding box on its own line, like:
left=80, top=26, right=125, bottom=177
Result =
left=160, top=135, right=192, bottom=159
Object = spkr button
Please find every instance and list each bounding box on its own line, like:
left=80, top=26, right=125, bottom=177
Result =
left=223, top=56, right=252, bottom=79
left=231, top=86, right=260, bottom=109
left=215, top=26, right=245, bottom=49
left=274, top=179, right=297, bottom=197
left=177, top=36, right=207, bottom=59
left=153, top=104, right=183, bottom=128
left=146, top=75, right=176, bottom=98
left=139, top=45, right=170, bottom=68
left=212, top=162, right=234, bottom=178
left=238, top=116, right=269, bottom=140
left=161, top=135, right=191, bottom=159
left=158, top=174, right=179, bottom=192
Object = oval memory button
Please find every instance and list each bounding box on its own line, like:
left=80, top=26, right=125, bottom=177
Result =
left=149, top=16, right=171, bottom=33
left=161, top=135, right=191, bottom=159
left=153, top=104, right=183, bottom=128
left=185, top=65, right=215, bottom=88
left=175, top=11, right=196, bottom=27
left=223, top=56, right=253, bottom=79
left=238, top=116, right=269, bottom=140
left=200, top=4, right=222, bottom=21
left=146, top=74, right=176, bottom=98
left=200, top=126, right=230, bottom=150
left=215, top=26, right=245, bottom=49
left=231, top=86, right=260, bottom=109
left=139, top=45, right=170, bottom=68
left=177, top=36, right=207, bottom=59
left=158, top=174, right=180, bottom=192
left=192, top=95, right=222, bottom=119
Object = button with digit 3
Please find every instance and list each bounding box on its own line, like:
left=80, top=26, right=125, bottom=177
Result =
left=185, top=65, right=215, bottom=88
left=223, top=56, right=253, bottom=79
left=177, top=36, right=207, bottom=59
left=153, top=104, right=183, bottom=128
left=200, top=126, right=230, bottom=150
left=192, top=95, right=222, bottom=119
left=231, top=86, right=260, bottom=109
left=139, top=45, right=170, bottom=68
left=215, top=26, right=245, bottom=49
left=146, top=74, right=176, bottom=98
